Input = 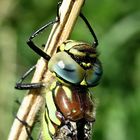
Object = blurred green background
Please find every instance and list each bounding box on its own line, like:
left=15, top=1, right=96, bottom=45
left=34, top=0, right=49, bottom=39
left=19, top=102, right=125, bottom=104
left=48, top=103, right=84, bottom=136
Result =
left=0, top=0, right=140, bottom=139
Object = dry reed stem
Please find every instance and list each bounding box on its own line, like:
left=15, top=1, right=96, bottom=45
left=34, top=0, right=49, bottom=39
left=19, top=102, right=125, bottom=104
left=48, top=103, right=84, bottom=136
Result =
left=8, top=0, right=85, bottom=139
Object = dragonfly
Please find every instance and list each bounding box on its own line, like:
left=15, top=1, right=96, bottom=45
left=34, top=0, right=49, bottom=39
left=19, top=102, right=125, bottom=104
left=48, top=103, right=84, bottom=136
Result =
left=15, top=2, right=102, bottom=140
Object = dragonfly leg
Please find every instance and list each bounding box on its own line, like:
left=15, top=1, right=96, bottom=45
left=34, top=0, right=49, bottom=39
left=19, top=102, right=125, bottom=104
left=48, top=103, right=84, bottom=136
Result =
left=80, top=12, right=98, bottom=47
left=16, top=116, right=34, bottom=140
left=15, top=65, right=45, bottom=90
left=26, top=2, right=61, bottom=60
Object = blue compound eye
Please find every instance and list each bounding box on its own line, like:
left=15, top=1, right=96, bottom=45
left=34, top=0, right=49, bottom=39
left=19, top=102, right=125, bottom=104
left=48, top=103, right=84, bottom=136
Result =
left=48, top=52, right=85, bottom=84
left=86, top=59, right=102, bottom=87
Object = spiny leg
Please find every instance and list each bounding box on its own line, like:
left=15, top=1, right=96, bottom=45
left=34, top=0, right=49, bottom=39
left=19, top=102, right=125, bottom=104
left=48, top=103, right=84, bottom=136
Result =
left=80, top=13, right=98, bottom=47
left=16, top=116, right=34, bottom=140
left=26, top=2, right=61, bottom=60
left=15, top=65, right=44, bottom=90
left=26, top=19, right=56, bottom=61
left=29, top=1, right=61, bottom=40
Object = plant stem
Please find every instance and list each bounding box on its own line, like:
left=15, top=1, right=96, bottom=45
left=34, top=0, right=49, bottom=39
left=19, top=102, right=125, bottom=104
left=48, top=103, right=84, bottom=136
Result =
left=8, top=0, right=85, bottom=139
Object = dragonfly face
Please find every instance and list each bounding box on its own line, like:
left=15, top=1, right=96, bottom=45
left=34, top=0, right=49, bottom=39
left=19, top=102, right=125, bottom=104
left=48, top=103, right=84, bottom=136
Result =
left=48, top=40, right=102, bottom=87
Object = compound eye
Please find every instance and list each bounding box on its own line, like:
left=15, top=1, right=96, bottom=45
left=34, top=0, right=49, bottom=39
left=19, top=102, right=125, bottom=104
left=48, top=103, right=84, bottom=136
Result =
left=86, top=59, right=102, bottom=86
left=48, top=52, right=85, bottom=84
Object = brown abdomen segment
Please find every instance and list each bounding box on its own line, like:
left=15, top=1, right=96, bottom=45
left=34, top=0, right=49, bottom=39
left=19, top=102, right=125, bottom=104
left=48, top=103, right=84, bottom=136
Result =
left=54, top=85, right=95, bottom=122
